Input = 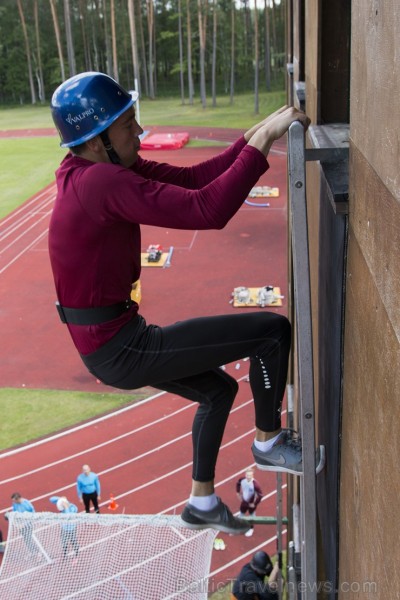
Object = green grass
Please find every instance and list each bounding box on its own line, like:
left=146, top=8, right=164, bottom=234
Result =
left=0, top=388, right=150, bottom=449
left=0, top=90, right=285, bottom=131
left=139, top=91, right=286, bottom=129
left=0, top=138, right=66, bottom=219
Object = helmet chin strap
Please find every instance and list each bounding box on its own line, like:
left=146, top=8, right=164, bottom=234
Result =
left=99, top=130, right=121, bottom=165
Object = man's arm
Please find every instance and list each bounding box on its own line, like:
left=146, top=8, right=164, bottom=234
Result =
left=95, top=474, right=101, bottom=498
left=254, top=480, right=263, bottom=505
left=263, top=562, right=280, bottom=597
left=76, top=477, right=83, bottom=501
left=132, top=136, right=247, bottom=190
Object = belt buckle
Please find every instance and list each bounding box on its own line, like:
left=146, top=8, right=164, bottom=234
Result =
left=55, top=301, right=67, bottom=324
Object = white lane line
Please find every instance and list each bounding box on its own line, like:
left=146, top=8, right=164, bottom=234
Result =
left=0, top=208, right=52, bottom=254
left=0, top=196, right=54, bottom=243
left=0, top=228, right=49, bottom=275
left=0, top=206, right=53, bottom=250
left=0, top=184, right=56, bottom=231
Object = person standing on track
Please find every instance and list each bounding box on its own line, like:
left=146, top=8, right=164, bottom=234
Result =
left=10, top=492, right=36, bottom=554
left=76, top=464, right=101, bottom=513
left=49, top=71, right=310, bottom=536
left=50, top=496, right=80, bottom=558
left=236, top=468, right=263, bottom=537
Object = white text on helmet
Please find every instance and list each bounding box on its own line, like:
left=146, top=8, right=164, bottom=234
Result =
left=66, top=108, right=95, bottom=125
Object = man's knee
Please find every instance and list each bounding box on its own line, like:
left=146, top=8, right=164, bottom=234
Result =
left=274, top=313, right=291, bottom=340
left=219, top=370, right=239, bottom=404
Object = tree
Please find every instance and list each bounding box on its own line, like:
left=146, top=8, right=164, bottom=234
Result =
left=197, top=0, right=207, bottom=108
left=186, top=0, right=194, bottom=104
left=64, top=0, right=76, bottom=76
left=128, top=0, right=141, bottom=94
left=49, top=0, right=66, bottom=81
left=110, top=0, right=119, bottom=80
left=211, top=0, right=217, bottom=107
left=177, top=0, right=185, bottom=104
left=0, top=0, right=286, bottom=105
left=17, top=0, right=37, bottom=104
left=78, top=0, right=91, bottom=71
left=33, top=0, right=46, bottom=101
left=253, top=0, right=259, bottom=114
left=229, top=0, right=235, bottom=104
left=88, top=0, right=100, bottom=71
left=103, top=0, right=113, bottom=75
left=264, top=0, right=271, bottom=90
left=146, top=0, right=155, bottom=98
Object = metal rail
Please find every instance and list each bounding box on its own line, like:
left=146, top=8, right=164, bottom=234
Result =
left=287, top=121, right=326, bottom=600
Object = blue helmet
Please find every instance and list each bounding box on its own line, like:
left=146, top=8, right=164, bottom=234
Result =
left=51, top=72, right=138, bottom=148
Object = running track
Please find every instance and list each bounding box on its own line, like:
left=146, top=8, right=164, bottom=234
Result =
left=0, top=128, right=289, bottom=593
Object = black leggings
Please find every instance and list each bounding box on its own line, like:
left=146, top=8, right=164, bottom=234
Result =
left=61, top=528, right=79, bottom=557
left=82, top=312, right=291, bottom=482
left=82, top=491, right=100, bottom=513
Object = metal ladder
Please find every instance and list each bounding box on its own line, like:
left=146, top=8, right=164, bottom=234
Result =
left=287, top=121, right=326, bottom=600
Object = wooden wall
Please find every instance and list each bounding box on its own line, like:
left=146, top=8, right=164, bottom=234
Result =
left=287, top=0, right=400, bottom=597
left=339, top=2, right=400, bottom=596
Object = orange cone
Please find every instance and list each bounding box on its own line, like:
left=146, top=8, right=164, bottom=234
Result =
left=108, top=494, right=119, bottom=511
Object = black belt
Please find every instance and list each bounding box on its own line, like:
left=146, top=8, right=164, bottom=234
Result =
left=56, top=299, right=133, bottom=325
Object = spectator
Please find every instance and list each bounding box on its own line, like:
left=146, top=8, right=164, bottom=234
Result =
left=50, top=496, right=79, bottom=559
left=10, top=492, right=36, bottom=554
left=76, top=464, right=101, bottom=513
left=231, top=551, right=279, bottom=599
left=236, top=468, right=263, bottom=537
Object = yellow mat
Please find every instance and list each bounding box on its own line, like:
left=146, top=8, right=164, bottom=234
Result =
left=232, top=286, right=283, bottom=307
left=249, top=186, right=279, bottom=198
left=141, top=252, right=169, bottom=267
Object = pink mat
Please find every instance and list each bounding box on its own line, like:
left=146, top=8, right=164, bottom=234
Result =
left=141, top=132, right=189, bottom=149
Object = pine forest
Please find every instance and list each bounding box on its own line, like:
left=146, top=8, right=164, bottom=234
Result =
left=0, top=0, right=285, bottom=108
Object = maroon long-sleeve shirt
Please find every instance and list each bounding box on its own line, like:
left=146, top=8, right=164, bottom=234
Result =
left=48, top=136, right=268, bottom=354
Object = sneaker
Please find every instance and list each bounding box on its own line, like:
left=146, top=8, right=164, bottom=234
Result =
left=213, top=537, right=226, bottom=550
left=252, top=428, right=302, bottom=475
left=181, top=497, right=251, bottom=535
left=244, top=527, right=254, bottom=537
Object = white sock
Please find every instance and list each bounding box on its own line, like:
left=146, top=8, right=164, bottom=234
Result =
left=254, top=431, right=281, bottom=453
left=189, top=493, right=218, bottom=512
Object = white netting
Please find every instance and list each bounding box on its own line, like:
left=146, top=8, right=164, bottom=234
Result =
left=0, top=512, right=216, bottom=600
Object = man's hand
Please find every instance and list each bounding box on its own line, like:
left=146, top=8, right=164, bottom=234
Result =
left=247, top=106, right=310, bottom=157
left=244, top=105, right=289, bottom=142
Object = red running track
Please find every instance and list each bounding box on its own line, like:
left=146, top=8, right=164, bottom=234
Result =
left=0, top=130, right=289, bottom=592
